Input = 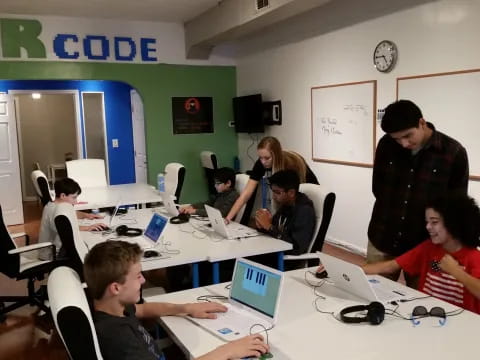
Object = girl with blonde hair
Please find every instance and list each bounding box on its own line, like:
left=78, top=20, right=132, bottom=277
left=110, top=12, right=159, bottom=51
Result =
left=226, top=136, right=318, bottom=222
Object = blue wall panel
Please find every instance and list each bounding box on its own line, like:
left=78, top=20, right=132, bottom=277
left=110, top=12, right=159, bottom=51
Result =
left=0, top=80, right=135, bottom=184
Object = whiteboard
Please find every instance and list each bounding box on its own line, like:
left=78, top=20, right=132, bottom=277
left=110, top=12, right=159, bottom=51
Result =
left=311, top=80, right=376, bottom=167
left=397, top=69, right=480, bottom=179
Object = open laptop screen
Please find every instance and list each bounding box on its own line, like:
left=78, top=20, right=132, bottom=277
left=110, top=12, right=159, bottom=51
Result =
left=160, top=192, right=179, bottom=216
left=230, top=260, right=282, bottom=318
left=109, top=200, right=122, bottom=227
left=144, top=213, right=168, bottom=243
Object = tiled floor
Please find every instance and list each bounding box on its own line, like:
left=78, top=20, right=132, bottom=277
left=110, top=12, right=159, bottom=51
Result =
left=1, top=201, right=366, bottom=359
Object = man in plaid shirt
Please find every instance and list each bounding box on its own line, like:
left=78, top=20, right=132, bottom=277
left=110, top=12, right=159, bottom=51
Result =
left=367, top=100, right=469, bottom=287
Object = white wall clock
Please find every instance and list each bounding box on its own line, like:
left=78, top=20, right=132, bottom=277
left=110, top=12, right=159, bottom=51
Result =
left=373, top=40, right=398, bottom=73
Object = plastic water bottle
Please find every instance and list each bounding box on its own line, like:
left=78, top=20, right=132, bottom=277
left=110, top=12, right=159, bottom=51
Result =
left=233, top=156, right=240, bottom=172
left=157, top=173, right=165, bottom=192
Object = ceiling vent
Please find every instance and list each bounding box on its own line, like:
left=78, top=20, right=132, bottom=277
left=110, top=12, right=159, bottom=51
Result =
left=256, top=0, right=270, bottom=11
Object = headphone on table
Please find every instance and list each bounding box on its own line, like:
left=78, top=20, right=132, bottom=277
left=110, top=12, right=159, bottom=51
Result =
left=115, top=225, right=143, bottom=237
left=169, top=213, right=190, bottom=224
left=339, top=301, right=385, bottom=325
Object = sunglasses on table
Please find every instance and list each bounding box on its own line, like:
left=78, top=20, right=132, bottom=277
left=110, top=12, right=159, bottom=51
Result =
left=411, top=306, right=446, bottom=326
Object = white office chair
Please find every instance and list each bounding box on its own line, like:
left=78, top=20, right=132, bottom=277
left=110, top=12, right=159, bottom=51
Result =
left=164, top=162, right=186, bottom=203
left=31, top=170, right=54, bottom=206
left=54, top=203, right=89, bottom=279
left=234, top=173, right=250, bottom=223
left=284, top=183, right=336, bottom=268
left=48, top=266, right=104, bottom=360
left=200, top=151, right=218, bottom=196
left=1, top=203, right=59, bottom=321
left=66, top=159, right=108, bottom=188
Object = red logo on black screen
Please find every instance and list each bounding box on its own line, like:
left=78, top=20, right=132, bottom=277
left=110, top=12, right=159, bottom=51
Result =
left=184, top=98, right=201, bottom=114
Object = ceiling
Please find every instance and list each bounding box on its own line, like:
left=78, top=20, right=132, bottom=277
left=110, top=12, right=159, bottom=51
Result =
left=0, top=0, right=439, bottom=59
left=0, top=0, right=219, bottom=23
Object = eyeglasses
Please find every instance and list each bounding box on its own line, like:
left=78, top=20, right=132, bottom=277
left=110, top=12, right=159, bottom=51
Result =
left=411, top=306, right=446, bottom=326
left=214, top=181, right=223, bottom=185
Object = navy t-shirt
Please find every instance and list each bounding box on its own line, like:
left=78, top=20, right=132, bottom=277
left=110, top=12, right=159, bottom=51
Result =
left=94, top=304, right=164, bottom=360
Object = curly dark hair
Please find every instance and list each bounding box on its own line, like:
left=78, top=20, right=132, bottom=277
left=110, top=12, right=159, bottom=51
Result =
left=426, top=193, right=480, bottom=248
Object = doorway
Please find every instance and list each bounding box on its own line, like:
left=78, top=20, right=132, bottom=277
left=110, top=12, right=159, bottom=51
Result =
left=12, top=90, right=81, bottom=201
left=1, top=80, right=144, bottom=225
left=82, top=92, right=109, bottom=181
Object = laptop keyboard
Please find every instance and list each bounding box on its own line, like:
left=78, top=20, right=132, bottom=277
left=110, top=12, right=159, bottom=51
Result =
left=193, top=304, right=270, bottom=336
left=215, top=307, right=261, bottom=331
left=227, top=224, right=259, bottom=238
left=371, top=283, right=398, bottom=302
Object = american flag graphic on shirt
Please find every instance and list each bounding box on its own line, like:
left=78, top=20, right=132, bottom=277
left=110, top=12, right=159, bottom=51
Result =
left=422, top=265, right=464, bottom=305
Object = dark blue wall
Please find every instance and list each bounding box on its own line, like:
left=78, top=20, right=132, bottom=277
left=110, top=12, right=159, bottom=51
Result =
left=0, top=80, right=135, bottom=184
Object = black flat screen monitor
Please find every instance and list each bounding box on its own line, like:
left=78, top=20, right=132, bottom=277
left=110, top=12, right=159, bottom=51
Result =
left=233, top=94, right=264, bottom=133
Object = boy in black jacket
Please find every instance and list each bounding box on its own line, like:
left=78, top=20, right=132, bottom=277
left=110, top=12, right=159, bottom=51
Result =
left=255, top=170, right=315, bottom=256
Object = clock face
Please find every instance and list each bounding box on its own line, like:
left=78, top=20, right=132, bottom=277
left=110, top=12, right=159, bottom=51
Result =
left=373, top=40, right=397, bottom=73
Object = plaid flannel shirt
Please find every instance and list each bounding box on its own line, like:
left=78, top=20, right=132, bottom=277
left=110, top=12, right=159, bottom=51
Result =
left=368, top=123, right=469, bottom=256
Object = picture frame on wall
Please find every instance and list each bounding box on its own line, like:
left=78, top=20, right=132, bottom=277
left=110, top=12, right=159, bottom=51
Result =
left=172, top=97, right=213, bottom=134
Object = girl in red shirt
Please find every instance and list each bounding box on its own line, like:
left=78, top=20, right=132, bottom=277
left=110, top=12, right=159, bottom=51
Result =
left=363, top=194, right=480, bottom=314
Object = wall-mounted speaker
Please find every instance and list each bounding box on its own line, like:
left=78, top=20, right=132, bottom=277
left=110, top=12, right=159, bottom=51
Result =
left=263, top=100, right=282, bottom=125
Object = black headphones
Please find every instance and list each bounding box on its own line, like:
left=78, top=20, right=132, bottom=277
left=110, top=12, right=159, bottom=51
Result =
left=115, top=225, right=143, bottom=237
left=169, top=213, right=190, bottom=224
left=339, top=301, right=385, bottom=325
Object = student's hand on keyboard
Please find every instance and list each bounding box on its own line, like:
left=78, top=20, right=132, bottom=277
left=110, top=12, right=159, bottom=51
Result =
left=180, top=205, right=196, bottom=215
left=83, top=223, right=110, bottom=232
left=77, top=211, right=105, bottom=220
left=215, top=334, right=269, bottom=360
left=185, top=302, right=228, bottom=319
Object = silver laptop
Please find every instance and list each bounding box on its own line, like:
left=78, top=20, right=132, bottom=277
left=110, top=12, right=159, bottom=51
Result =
left=204, top=204, right=258, bottom=240
left=318, top=253, right=413, bottom=304
left=188, top=258, right=284, bottom=341
left=159, top=191, right=179, bottom=216
left=108, top=200, right=122, bottom=227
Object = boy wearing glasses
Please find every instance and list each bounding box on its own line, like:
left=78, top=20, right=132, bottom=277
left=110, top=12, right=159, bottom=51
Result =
left=363, top=193, right=480, bottom=314
left=180, top=167, right=239, bottom=217
left=38, top=177, right=107, bottom=260
left=174, top=167, right=239, bottom=288
left=255, top=170, right=315, bottom=256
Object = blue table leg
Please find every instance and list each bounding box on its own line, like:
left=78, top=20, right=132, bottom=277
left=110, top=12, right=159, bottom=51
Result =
left=277, top=252, right=284, bottom=271
left=192, top=263, right=199, bottom=288
left=212, top=262, right=220, bottom=284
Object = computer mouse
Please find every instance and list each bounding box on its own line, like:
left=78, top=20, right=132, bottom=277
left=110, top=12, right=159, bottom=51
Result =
left=243, top=351, right=273, bottom=360
left=143, top=250, right=160, bottom=258
left=315, top=270, right=328, bottom=279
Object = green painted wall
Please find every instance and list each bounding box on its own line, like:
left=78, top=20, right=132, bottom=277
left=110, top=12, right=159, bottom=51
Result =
left=0, top=61, right=238, bottom=203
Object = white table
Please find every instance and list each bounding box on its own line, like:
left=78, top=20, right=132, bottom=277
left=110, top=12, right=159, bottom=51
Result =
left=148, top=267, right=480, bottom=360
left=74, top=183, right=163, bottom=210
left=80, top=208, right=292, bottom=287
left=80, top=208, right=207, bottom=286
left=187, top=218, right=291, bottom=282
